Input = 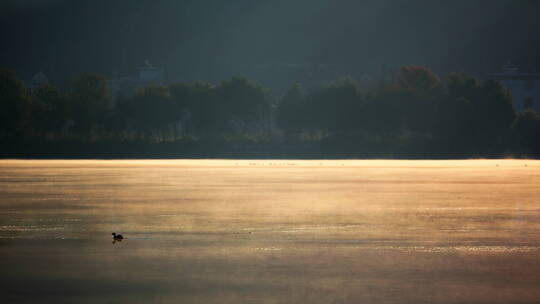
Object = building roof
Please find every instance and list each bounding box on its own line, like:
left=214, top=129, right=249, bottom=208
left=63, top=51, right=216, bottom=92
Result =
left=489, top=63, right=540, bottom=79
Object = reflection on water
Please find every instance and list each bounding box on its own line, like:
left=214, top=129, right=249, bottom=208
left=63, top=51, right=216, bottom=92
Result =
left=1, top=159, right=540, bottom=303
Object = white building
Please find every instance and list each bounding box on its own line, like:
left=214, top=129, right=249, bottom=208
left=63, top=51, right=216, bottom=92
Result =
left=489, top=63, right=540, bottom=111
left=27, top=72, right=49, bottom=90
left=106, top=61, right=164, bottom=107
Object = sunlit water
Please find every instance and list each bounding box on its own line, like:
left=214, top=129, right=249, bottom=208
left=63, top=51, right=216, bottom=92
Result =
left=1, top=159, right=540, bottom=303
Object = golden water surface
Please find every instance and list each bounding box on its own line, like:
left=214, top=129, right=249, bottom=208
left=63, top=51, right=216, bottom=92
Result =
left=1, top=159, right=540, bottom=303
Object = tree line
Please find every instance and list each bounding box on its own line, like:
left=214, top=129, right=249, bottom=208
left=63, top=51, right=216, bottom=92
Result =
left=1, top=66, right=539, bottom=157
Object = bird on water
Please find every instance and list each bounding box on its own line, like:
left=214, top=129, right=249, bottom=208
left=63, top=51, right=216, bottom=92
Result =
left=112, top=232, right=124, bottom=240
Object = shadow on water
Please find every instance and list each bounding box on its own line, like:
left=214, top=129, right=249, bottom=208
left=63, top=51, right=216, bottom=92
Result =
left=112, top=238, right=123, bottom=244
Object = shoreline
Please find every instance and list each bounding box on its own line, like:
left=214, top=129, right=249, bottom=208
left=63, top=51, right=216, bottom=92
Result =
left=2, top=141, right=530, bottom=160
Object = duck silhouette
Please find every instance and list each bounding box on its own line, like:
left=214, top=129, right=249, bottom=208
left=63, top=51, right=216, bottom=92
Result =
left=112, top=232, right=124, bottom=241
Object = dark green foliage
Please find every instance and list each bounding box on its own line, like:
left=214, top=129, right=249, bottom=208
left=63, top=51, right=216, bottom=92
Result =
left=113, top=78, right=269, bottom=141
left=167, top=78, right=269, bottom=139
left=214, top=77, right=269, bottom=137
left=216, top=77, right=268, bottom=123
left=166, top=83, right=190, bottom=139
left=0, top=68, right=28, bottom=138
left=436, top=74, right=515, bottom=154
left=135, top=86, right=174, bottom=136
left=277, top=84, right=306, bottom=136
left=398, top=66, right=440, bottom=93
left=70, top=73, right=110, bottom=135
left=168, top=81, right=220, bottom=138
left=274, top=66, right=522, bottom=156
left=184, top=82, right=221, bottom=138
left=29, top=85, right=69, bottom=136
left=477, top=80, right=515, bottom=140
left=396, top=66, right=441, bottom=135
left=511, top=110, right=540, bottom=155
left=2, top=65, right=540, bottom=158
left=363, top=85, right=404, bottom=137
left=277, top=79, right=365, bottom=139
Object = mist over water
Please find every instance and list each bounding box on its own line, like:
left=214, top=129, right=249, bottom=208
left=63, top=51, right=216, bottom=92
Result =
left=1, top=159, right=540, bottom=303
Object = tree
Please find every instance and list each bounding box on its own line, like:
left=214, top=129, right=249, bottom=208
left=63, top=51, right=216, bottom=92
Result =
left=324, top=78, right=364, bottom=135
left=128, top=85, right=175, bottom=141
left=30, top=85, right=69, bottom=136
left=446, top=73, right=479, bottom=100
left=396, top=66, right=441, bottom=135
left=435, top=73, right=515, bottom=154
left=70, top=73, right=110, bottom=135
left=0, top=68, right=29, bottom=138
left=511, top=110, right=540, bottom=156
left=181, top=82, right=220, bottom=138
left=398, top=66, right=440, bottom=93
left=431, top=73, right=480, bottom=153
left=277, top=83, right=306, bottom=136
left=304, top=79, right=365, bottom=136
left=215, top=77, right=269, bottom=136
left=434, top=95, right=475, bottom=154
left=168, top=82, right=195, bottom=139
left=477, top=79, right=515, bottom=141
left=364, top=84, right=405, bottom=137
left=107, top=94, right=131, bottom=139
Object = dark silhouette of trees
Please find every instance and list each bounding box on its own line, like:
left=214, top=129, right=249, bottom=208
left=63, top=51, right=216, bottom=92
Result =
left=110, top=77, right=269, bottom=141
left=476, top=80, right=515, bottom=147
left=277, top=84, right=306, bottom=137
left=432, top=73, right=477, bottom=153
left=511, top=110, right=540, bottom=155
left=181, top=82, right=219, bottom=138
left=277, top=79, right=365, bottom=140
left=168, top=82, right=194, bottom=139
left=130, top=85, right=175, bottom=141
left=311, top=79, right=365, bottom=136
left=2, top=64, right=540, bottom=158
left=398, top=66, right=440, bottom=92
left=70, top=73, right=110, bottom=135
left=215, top=77, right=269, bottom=137
left=0, top=68, right=28, bottom=138
left=363, top=85, right=403, bottom=138
left=396, top=66, right=441, bottom=135
left=436, top=73, right=514, bottom=154
left=274, top=66, right=520, bottom=157
left=29, top=85, right=69, bottom=137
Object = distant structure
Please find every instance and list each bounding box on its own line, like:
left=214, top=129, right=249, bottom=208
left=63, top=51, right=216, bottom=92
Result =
left=359, top=73, right=375, bottom=90
left=489, top=63, right=540, bottom=111
left=27, top=72, right=49, bottom=91
left=106, top=61, right=164, bottom=107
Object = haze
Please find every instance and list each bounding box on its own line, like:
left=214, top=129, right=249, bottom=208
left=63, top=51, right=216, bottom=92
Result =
left=2, top=159, right=540, bottom=303
left=2, top=0, right=540, bottom=87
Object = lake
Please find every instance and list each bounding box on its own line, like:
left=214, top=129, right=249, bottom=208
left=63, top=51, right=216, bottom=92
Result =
left=1, top=159, right=540, bottom=303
